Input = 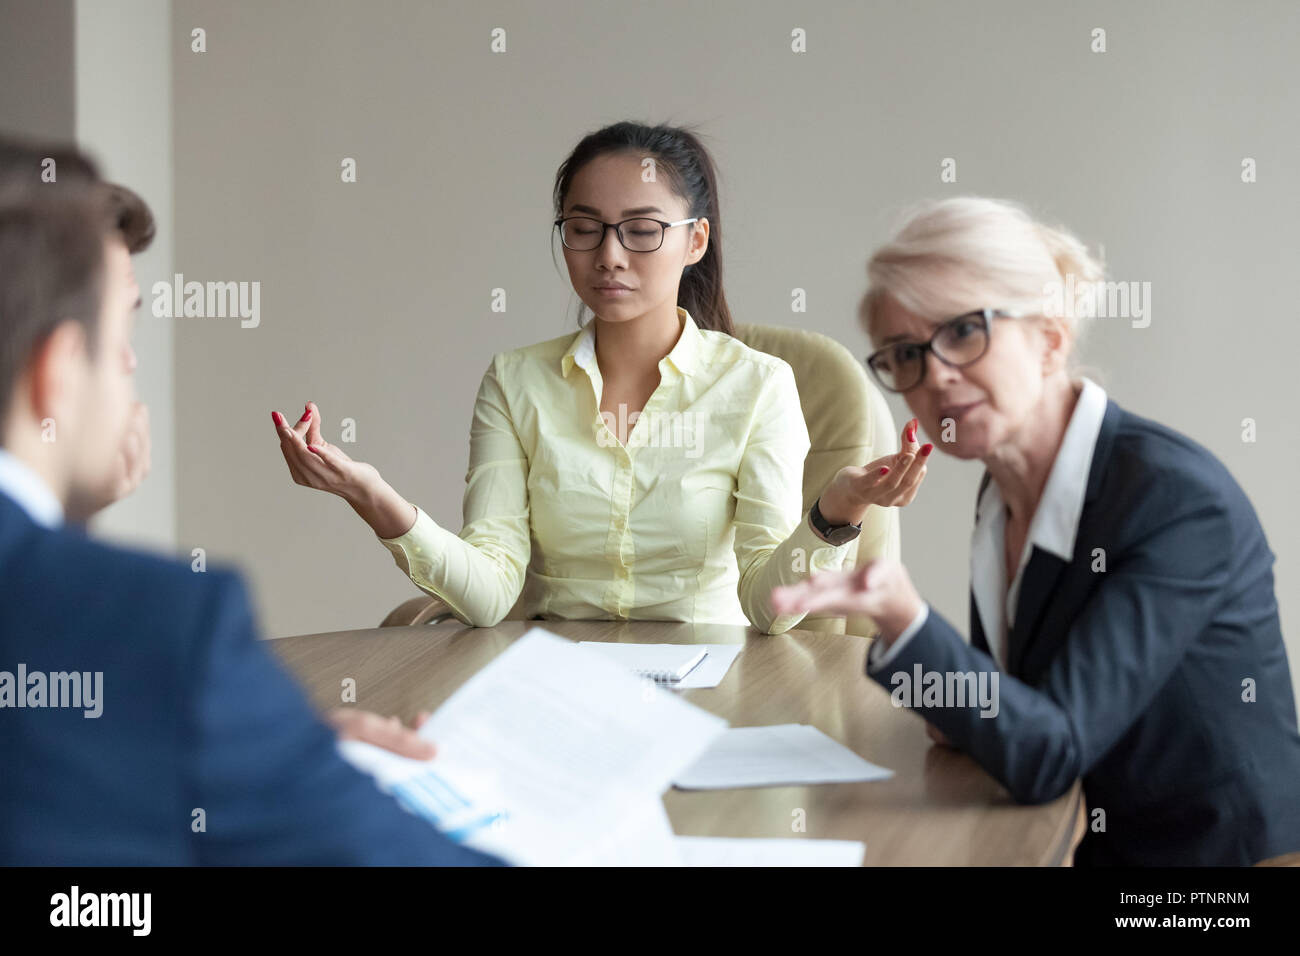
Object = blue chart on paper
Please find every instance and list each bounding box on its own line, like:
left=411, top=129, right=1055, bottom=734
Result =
left=389, top=770, right=509, bottom=843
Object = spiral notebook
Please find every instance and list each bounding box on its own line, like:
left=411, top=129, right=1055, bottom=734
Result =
left=578, top=642, right=709, bottom=683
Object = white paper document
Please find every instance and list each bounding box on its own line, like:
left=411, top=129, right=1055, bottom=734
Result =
left=672, top=723, right=893, bottom=790
left=676, top=836, right=865, bottom=867
left=577, top=642, right=708, bottom=682
left=578, top=641, right=743, bottom=689
left=666, top=643, right=743, bottom=689
left=338, top=627, right=727, bottom=865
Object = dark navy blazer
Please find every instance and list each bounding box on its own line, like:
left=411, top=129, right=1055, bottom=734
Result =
left=867, top=399, right=1300, bottom=865
left=0, top=491, right=502, bottom=865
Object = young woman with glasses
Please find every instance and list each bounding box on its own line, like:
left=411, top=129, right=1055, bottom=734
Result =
left=772, top=196, right=1300, bottom=864
left=269, top=121, right=928, bottom=633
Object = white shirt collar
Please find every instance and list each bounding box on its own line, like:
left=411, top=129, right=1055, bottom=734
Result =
left=976, top=376, right=1108, bottom=562
left=0, top=447, right=64, bottom=529
left=561, top=307, right=698, bottom=379
left=971, top=377, right=1108, bottom=667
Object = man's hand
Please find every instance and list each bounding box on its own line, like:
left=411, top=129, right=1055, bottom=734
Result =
left=926, top=722, right=954, bottom=748
left=327, top=708, right=436, bottom=760
left=76, top=400, right=152, bottom=521
left=114, top=400, right=152, bottom=500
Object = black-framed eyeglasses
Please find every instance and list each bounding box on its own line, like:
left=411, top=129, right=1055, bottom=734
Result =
left=864, top=308, right=1016, bottom=393
left=553, top=216, right=699, bottom=253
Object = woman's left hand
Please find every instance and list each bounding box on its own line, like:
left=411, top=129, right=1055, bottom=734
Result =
left=770, top=558, right=924, bottom=642
left=816, top=417, right=932, bottom=527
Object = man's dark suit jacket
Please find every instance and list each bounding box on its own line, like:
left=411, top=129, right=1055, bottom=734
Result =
left=0, top=490, right=502, bottom=865
left=867, top=400, right=1300, bottom=865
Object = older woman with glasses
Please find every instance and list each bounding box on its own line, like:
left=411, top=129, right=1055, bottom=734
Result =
left=772, top=196, right=1300, bottom=866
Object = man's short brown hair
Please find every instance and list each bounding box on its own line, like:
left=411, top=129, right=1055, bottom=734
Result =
left=0, top=197, right=112, bottom=435
left=0, top=136, right=117, bottom=440
left=0, top=134, right=154, bottom=252
left=100, top=182, right=154, bottom=254
left=0, top=135, right=100, bottom=211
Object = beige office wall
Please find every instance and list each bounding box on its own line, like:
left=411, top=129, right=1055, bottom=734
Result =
left=171, top=1, right=1299, bottom=696
left=0, top=0, right=176, bottom=552
left=0, top=0, right=75, bottom=140
left=77, top=0, right=177, bottom=553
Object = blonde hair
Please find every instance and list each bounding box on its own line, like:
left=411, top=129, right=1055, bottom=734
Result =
left=859, top=197, right=1104, bottom=359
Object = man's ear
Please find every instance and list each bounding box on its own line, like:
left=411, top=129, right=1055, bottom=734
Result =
left=27, top=319, right=90, bottom=427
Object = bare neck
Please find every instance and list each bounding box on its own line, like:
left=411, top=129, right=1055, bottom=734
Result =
left=593, top=304, right=683, bottom=387
left=983, top=377, right=1081, bottom=527
left=0, top=416, right=70, bottom=510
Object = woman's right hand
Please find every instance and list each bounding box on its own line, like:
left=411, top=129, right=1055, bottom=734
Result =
left=271, top=401, right=417, bottom=538
left=272, top=401, right=380, bottom=500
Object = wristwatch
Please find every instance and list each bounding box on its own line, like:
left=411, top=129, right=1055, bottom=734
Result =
left=808, top=497, right=862, bottom=546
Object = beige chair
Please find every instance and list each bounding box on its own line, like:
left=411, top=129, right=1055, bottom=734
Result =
left=381, top=323, right=901, bottom=637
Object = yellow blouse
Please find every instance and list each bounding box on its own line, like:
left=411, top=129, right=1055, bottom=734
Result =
left=377, top=308, right=851, bottom=633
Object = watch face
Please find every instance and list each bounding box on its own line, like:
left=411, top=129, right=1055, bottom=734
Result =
left=825, top=525, right=861, bottom=546
left=811, top=500, right=861, bottom=546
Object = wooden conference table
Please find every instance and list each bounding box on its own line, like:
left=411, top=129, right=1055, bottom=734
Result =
left=270, top=618, right=1083, bottom=865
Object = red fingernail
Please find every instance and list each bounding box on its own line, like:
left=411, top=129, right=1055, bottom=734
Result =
left=308, top=444, right=321, bottom=454
left=879, top=466, right=890, bottom=475
left=298, top=408, right=311, bottom=423
left=907, top=425, right=916, bottom=442
left=271, top=411, right=285, bottom=427
left=921, top=443, right=933, bottom=456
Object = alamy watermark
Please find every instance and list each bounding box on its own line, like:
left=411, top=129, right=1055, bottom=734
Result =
left=596, top=404, right=706, bottom=458
left=0, top=664, right=102, bottom=718
left=151, top=273, right=260, bottom=328
left=50, top=886, right=150, bottom=935
left=1043, top=274, right=1151, bottom=328
left=889, top=663, right=999, bottom=718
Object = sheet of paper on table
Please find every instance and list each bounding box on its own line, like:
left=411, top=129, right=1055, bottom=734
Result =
left=673, top=723, right=893, bottom=790
left=578, top=641, right=744, bottom=689
left=675, top=836, right=866, bottom=866
left=576, top=642, right=708, bottom=682
left=338, top=627, right=727, bottom=865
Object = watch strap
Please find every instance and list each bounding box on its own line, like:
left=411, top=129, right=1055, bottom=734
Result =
left=809, top=497, right=862, bottom=545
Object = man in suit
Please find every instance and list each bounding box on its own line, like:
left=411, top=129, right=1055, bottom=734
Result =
left=0, top=136, right=501, bottom=865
